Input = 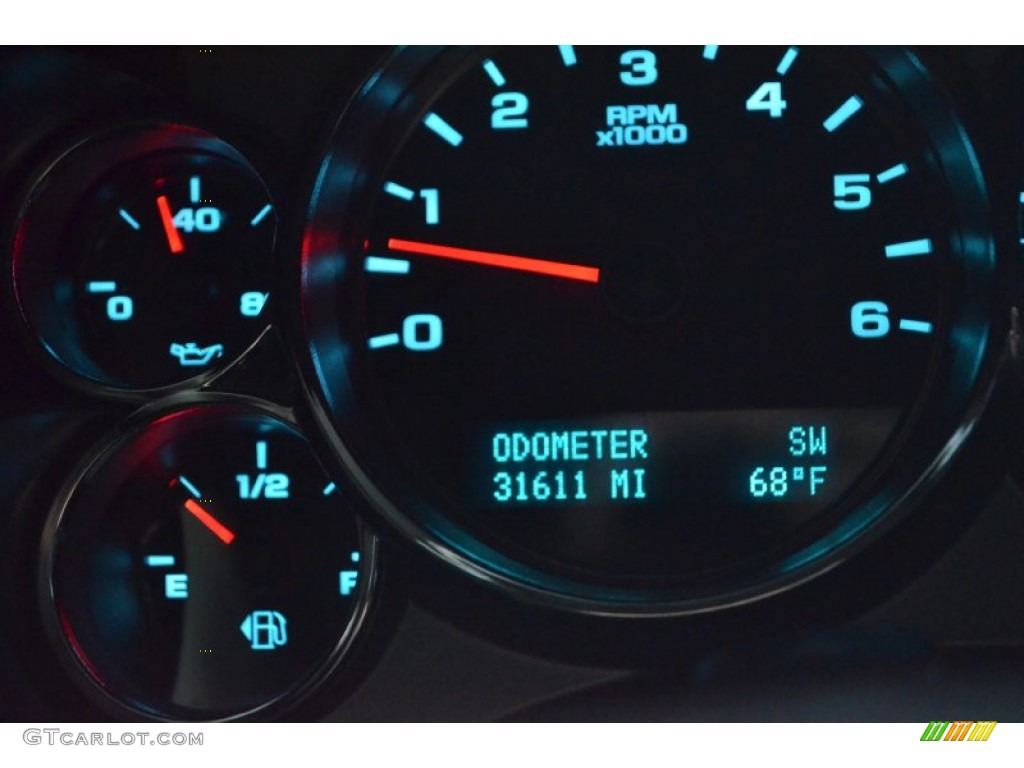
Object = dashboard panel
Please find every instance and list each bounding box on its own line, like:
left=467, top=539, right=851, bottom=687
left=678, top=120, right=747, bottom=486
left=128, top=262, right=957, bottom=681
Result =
left=3, top=45, right=1024, bottom=722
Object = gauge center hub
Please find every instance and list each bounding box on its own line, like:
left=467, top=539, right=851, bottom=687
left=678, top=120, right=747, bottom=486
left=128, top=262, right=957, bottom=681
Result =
left=600, top=241, right=686, bottom=325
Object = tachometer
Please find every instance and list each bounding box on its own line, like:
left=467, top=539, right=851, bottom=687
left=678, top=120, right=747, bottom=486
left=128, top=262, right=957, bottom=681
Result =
left=300, top=46, right=995, bottom=614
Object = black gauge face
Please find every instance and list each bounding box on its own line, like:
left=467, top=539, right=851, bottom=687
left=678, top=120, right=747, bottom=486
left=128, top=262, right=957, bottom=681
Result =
left=11, top=128, right=275, bottom=391
left=71, top=152, right=274, bottom=384
left=302, top=47, right=993, bottom=610
left=44, top=404, right=373, bottom=720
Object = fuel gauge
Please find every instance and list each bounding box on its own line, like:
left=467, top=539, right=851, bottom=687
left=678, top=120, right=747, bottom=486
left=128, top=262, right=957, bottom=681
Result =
left=10, top=125, right=275, bottom=393
left=40, top=399, right=376, bottom=721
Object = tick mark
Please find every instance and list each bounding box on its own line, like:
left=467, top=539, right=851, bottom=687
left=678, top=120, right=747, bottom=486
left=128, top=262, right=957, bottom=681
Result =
left=876, top=163, right=908, bottom=184
left=368, top=333, right=401, bottom=350
left=885, top=238, right=932, bottom=259
left=423, top=112, right=463, bottom=147
left=118, top=209, right=141, bottom=230
left=250, top=204, right=273, bottom=227
left=384, top=181, right=415, bottom=201
left=482, top=59, right=506, bottom=87
left=776, top=47, right=798, bottom=76
left=899, top=319, right=933, bottom=334
left=823, top=96, right=864, bottom=133
left=365, top=256, right=411, bottom=275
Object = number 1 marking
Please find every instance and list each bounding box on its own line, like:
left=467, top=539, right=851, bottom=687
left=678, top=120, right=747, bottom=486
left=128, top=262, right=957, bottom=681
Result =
left=420, top=189, right=439, bottom=225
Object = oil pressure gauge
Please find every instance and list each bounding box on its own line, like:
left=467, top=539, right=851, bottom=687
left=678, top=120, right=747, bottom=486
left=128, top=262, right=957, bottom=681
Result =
left=9, top=125, right=275, bottom=393
left=40, top=398, right=377, bottom=721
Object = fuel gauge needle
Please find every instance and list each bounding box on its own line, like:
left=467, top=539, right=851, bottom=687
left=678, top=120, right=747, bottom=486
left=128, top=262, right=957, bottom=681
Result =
left=156, top=195, right=185, bottom=254
left=387, top=237, right=600, bottom=284
left=184, top=498, right=236, bottom=545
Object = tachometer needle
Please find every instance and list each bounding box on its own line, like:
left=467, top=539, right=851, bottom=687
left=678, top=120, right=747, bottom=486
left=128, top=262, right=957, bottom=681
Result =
left=156, top=195, right=185, bottom=254
left=387, top=237, right=600, bottom=284
left=184, top=498, right=235, bottom=545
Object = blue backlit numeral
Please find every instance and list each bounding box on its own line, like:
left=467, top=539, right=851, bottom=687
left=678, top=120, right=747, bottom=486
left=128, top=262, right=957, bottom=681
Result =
left=834, top=174, right=872, bottom=210
left=494, top=471, right=512, bottom=501
left=173, top=207, right=222, bottom=233
left=240, top=291, right=269, bottom=317
left=236, top=472, right=290, bottom=500
left=851, top=301, right=890, bottom=338
left=419, top=189, right=440, bottom=225
left=402, top=314, right=443, bottom=351
left=746, top=82, right=787, bottom=119
left=106, top=296, right=133, bottom=321
left=749, top=467, right=788, bottom=498
left=491, top=93, right=529, bottom=130
left=494, top=470, right=586, bottom=503
left=620, top=50, right=657, bottom=86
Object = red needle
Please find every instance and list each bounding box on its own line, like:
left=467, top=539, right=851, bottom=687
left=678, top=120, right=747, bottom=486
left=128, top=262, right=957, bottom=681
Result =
left=387, top=238, right=600, bottom=284
left=156, top=195, right=185, bottom=254
left=184, top=498, right=235, bottom=545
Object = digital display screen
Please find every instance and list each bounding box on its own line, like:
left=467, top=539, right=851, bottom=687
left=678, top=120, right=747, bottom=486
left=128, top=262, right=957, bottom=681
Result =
left=469, top=408, right=899, bottom=512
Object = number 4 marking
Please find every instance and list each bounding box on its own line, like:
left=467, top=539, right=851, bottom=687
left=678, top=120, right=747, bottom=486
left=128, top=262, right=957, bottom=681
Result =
left=746, top=82, right=787, bottom=119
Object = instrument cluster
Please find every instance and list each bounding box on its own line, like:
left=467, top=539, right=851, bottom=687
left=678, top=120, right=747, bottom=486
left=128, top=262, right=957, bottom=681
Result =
left=2, top=46, right=1024, bottom=722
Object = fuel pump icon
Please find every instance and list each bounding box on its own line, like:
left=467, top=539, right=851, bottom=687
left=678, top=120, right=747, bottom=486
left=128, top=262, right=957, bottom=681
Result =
left=240, top=610, right=288, bottom=650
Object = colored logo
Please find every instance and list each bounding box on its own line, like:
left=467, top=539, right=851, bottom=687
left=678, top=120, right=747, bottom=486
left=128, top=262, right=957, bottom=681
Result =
left=920, top=722, right=996, bottom=742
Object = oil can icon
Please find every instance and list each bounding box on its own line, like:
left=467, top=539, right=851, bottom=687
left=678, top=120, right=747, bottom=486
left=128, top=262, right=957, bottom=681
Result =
left=239, top=611, right=288, bottom=650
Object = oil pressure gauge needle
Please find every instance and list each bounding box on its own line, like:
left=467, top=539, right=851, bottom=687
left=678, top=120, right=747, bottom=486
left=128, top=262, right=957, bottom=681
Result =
left=156, top=195, right=185, bottom=254
left=387, top=237, right=600, bottom=284
left=184, top=498, right=235, bottom=544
